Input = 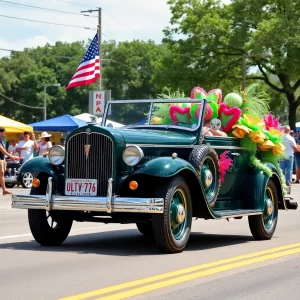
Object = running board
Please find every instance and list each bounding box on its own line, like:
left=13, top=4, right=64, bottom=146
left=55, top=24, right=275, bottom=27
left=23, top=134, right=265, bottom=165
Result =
left=214, top=209, right=262, bottom=219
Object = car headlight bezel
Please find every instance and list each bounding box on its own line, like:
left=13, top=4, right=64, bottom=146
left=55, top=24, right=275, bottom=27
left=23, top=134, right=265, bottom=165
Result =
left=48, top=145, right=65, bottom=166
left=122, top=146, right=144, bottom=167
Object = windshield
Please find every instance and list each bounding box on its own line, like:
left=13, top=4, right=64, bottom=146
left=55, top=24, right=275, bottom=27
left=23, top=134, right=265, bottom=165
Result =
left=102, top=100, right=204, bottom=131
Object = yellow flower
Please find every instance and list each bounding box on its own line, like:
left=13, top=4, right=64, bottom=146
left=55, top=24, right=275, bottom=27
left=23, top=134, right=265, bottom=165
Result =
left=269, top=127, right=283, bottom=137
left=273, top=143, right=285, bottom=155
left=258, top=140, right=275, bottom=151
left=249, top=131, right=266, bottom=143
left=232, top=124, right=253, bottom=138
left=243, top=114, right=265, bottom=129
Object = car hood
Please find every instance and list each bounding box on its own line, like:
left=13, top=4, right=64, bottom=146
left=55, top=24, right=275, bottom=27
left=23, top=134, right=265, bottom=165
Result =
left=115, top=128, right=197, bottom=145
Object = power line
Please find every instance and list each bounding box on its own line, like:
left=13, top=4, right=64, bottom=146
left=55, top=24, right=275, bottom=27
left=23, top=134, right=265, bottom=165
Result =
left=0, top=14, right=96, bottom=30
left=0, top=92, right=44, bottom=109
left=0, top=0, right=97, bottom=17
left=102, top=9, right=150, bottom=40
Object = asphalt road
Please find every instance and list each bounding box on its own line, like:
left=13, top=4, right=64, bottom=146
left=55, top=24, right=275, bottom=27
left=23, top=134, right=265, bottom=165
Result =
left=0, top=186, right=299, bottom=300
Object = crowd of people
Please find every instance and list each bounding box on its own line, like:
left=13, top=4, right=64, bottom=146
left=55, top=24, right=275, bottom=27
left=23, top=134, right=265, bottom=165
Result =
left=280, top=126, right=300, bottom=186
left=6, top=131, right=65, bottom=162
left=0, top=128, right=65, bottom=195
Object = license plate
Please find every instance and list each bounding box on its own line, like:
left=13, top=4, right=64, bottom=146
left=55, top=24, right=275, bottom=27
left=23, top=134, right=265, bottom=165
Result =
left=65, top=179, right=97, bottom=196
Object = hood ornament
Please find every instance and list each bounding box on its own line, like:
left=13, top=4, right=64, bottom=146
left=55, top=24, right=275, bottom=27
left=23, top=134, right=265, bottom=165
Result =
left=84, top=144, right=91, bottom=159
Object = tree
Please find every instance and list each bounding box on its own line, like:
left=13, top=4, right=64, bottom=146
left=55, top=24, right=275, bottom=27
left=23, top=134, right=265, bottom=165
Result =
left=161, top=0, right=300, bottom=128
left=102, top=40, right=168, bottom=100
left=0, top=39, right=167, bottom=123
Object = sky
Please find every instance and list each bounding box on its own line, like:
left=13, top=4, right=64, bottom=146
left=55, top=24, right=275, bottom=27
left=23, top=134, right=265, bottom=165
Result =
left=0, top=0, right=172, bottom=57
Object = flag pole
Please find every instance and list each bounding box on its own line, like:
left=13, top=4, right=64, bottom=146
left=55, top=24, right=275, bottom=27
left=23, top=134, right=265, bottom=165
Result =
left=97, top=7, right=102, bottom=91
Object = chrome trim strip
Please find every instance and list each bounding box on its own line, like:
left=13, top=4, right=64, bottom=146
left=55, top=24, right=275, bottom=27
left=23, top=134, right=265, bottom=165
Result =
left=107, top=99, right=204, bottom=104
left=106, top=178, right=113, bottom=213
left=210, top=146, right=246, bottom=150
left=11, top=194, right=164, bottom=214
left=126, top=144, right=195, bottom=148
left=45, top=177, right=52, bottom=211
left=221, top=212, right=262, bottom=219
left=126, top=144, right=246, bottom=150
left=103, top=99, right=204, bottom=132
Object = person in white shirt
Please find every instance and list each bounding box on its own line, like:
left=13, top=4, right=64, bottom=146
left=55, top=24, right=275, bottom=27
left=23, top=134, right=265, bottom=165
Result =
left=17, top=131, right=38, bottom=163
left=7, top=139, right=19, bottom=157
left=37, top=132, right=52, bottom=156
left=280, top=126, right=300, bottom=186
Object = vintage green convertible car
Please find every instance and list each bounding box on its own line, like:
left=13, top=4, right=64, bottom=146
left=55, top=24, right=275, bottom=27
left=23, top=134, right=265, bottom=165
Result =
left=12, top=99, right=298, bottom=253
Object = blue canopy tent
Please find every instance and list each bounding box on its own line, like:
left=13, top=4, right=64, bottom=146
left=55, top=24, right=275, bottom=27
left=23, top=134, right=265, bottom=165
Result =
left=30, top=114, right=87, bottom=132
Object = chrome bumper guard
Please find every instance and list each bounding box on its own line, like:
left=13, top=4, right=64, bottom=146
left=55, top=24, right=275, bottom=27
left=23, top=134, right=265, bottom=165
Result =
left=11, top=177, right=164, bottom=214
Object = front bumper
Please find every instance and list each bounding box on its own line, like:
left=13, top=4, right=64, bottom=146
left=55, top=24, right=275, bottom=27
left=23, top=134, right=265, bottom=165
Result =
left=5, top=176, right=17, bottom=183
left=12, top=177, right=164, bottom=214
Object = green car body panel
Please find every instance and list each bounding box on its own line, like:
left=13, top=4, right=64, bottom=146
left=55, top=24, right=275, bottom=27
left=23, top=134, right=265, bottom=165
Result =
left=19, top=122, right=286, bottom=219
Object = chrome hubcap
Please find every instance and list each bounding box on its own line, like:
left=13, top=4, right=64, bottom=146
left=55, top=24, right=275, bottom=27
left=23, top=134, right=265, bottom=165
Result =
left=23, top=172, right=33, bottom=187
left=265, top=198, right=273, bottom=216
left=204, top=169, right=213, bottom=188
left=176, top=204, right=186, bottom=224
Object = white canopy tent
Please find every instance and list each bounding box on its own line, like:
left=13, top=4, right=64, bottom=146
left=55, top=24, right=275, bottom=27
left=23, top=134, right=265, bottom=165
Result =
left=74, top=113, right=123, bottom=128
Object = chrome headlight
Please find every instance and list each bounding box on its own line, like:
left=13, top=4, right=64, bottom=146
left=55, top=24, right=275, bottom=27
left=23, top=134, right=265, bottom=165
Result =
left=122, top=146, right=144, bottom=166
left=48, top=145, right=65, bottom=165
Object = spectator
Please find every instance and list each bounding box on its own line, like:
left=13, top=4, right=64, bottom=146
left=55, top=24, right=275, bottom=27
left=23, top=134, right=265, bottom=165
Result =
left=37, top=132, right=52, bottom=156
left=59, top=138, right=65, bottom=147
left=7, top=139, right=19, bottom=157
left=280, top=126, right=300, bottom=186
left=17, top=131, right=38, bottom=162
left=294, top=131, right=300, bottom=183
left=0, top=127, right=18, bottom=195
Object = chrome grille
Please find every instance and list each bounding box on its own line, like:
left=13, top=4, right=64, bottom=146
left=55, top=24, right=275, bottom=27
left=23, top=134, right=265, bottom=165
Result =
left=66, top=132, right=113, bottom=196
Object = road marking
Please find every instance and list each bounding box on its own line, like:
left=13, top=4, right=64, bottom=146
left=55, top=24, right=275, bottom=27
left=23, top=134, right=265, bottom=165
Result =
left=0, top=225, right=127, bottom=241
left=60, top=242, right=300, bottom=300
left=0, top=233, right=31, bottom=240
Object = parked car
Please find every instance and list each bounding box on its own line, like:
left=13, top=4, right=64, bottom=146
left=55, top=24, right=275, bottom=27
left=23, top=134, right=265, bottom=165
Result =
left=12, top=99, right=298, bottom=253
left=5, top=157, right=33, bottom=188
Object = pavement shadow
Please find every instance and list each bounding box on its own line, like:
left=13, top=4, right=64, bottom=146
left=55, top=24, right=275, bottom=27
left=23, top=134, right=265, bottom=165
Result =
left=0, top=229, right=253, bottom=256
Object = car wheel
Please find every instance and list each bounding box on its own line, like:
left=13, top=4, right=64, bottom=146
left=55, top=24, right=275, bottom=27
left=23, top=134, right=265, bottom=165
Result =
left=21, top=172, right=33, bottom=188
left=5, top=183, right=15, bottom=188
left=152, top=176, right=192, bottom=253
left=28, top=183, right=73, bottom=246
left=189, top=145, right=220, bottom=206
left=248, top=179, right=278, bottom=240
left=136, top=223, right=153, bottom=236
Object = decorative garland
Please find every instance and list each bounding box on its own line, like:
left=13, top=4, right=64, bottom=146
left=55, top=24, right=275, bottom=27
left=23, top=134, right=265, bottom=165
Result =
left=154, top=84, right=286, bottom=192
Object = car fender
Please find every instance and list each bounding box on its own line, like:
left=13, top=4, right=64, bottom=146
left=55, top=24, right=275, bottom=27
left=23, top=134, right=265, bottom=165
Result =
left=244, top=163, right=284, bottom=210
left=18, top=156, right=62, bottom=181
left=133, top=157, right=215, bottom=219
left=134, top=157, right=198, bottom=178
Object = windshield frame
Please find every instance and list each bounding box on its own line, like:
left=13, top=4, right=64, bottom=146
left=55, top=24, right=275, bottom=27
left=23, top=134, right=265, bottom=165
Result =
left=101, top=99, right=206, bottom=132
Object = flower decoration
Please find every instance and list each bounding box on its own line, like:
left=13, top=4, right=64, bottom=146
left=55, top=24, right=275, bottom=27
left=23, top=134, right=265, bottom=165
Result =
left=219, top=151, right=233, bottom=184
left=263, top=112, right=281, bottom=131
left=218, top=103, right=242, bottom=133
left=232, top=114, right=266, bottom=142
left=258, top=127, right=285, bottom=155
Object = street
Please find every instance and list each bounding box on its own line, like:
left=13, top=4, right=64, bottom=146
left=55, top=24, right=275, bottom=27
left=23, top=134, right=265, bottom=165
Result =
left=0, top=186, right=299, bottom=300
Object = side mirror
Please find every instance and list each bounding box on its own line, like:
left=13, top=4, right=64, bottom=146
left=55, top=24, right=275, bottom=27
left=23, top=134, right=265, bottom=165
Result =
left=210, top=118, right=221, bottom=131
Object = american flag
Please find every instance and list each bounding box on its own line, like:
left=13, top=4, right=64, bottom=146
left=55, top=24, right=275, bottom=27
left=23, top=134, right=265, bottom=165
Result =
left=66, top=33, right=100, bottom=90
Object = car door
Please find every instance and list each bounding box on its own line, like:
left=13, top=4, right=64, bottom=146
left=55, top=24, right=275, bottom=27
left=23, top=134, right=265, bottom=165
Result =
left=204, top=136, right=248, bottom=211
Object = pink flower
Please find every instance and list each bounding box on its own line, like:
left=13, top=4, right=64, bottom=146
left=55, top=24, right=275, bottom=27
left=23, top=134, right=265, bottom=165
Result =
left=263, top=112, right=280, bottom=131
left=218, top=151, right=233, bottom=184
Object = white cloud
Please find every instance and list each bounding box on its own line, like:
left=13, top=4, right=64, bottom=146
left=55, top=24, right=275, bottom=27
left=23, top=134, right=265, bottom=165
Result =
left=0, top=0, right=172, bottom=57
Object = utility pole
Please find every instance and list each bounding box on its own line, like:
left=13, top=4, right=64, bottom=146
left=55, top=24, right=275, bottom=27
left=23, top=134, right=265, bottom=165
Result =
left=81, top=8, right=102, bottom=90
